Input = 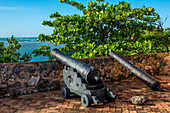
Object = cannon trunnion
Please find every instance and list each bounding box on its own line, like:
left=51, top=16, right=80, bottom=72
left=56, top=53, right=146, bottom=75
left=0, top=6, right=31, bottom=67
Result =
left=51, top=49, right=116, bottom=107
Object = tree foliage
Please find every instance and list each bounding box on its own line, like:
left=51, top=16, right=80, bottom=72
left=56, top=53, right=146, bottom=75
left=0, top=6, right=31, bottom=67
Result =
left=0, top=35, right=32, bottom=63
left=33, top=0, right=170, bottom=59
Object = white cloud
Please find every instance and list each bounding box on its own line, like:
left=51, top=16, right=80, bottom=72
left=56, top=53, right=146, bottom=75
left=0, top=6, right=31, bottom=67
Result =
left=0, top=6, right=24, bottom=10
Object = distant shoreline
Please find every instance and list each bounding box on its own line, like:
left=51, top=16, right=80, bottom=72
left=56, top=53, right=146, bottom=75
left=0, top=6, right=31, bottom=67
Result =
left=0, top=37, right=38, bottom=38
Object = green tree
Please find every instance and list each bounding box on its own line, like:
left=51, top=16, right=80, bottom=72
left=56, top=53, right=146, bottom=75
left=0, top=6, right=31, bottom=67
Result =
left=143, top=28, right=170, bottom=53
left=0, top=35, right=32, bottom=63
left=33, top=0, right=169, bottom=59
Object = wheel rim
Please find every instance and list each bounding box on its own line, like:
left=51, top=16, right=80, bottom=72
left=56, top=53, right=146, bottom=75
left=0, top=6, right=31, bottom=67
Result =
left=83, top=97, right=87, bottom=105
left=61, top=87, right=66, bottom=98
left=61, top=89, right=65, bottom=97
left=81, top=94, right=91, bottom=107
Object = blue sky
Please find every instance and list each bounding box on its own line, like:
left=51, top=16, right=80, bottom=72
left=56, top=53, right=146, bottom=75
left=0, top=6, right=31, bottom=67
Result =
left=0, top=0, right=170, bottom=37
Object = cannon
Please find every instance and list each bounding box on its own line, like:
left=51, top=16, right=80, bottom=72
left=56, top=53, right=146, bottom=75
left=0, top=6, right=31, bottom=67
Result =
left=51, top=49, right=116, bottom=107
left=109, top=51, right=163, bottom=91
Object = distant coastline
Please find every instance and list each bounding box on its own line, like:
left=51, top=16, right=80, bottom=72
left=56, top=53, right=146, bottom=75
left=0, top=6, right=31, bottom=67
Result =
left=0, top=37, right=64, bottom=62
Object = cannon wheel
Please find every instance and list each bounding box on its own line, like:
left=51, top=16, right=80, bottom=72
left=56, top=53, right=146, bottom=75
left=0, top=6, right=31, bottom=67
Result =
left=81, top=94, right=92, bottom=107
left=61, top=85, right=70, bottom=99
left=107, top=97, right=115, bottom=103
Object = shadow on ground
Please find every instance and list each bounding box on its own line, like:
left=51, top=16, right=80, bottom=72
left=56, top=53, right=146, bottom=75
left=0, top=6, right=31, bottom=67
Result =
left=0, top=75, right=170, bottom=113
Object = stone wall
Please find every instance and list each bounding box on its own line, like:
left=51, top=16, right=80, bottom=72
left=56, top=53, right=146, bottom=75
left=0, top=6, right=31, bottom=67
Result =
left=0, top=52, right=169, bottom=97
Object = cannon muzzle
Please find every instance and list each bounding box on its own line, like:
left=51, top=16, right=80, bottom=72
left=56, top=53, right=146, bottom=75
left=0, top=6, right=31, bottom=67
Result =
left=50, top=49, right=100, bottom=85
left=109, top=51, right=163, bottom=91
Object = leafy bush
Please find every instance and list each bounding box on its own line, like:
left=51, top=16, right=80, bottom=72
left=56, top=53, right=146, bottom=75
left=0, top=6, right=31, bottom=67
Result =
left=0, top=35, right=32, bottom=63
left=33, top=0, right=169, bottom=59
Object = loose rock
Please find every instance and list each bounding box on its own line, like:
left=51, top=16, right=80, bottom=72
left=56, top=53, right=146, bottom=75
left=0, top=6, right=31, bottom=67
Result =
left=123, top=96, right=147, bottom=105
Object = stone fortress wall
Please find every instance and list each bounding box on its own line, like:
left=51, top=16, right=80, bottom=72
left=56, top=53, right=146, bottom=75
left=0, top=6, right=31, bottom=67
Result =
left=0, top=52, right=169, bottom=97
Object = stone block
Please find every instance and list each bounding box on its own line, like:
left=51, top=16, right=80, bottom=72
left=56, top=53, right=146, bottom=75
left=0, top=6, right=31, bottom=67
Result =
left=159, top=55, right=170, bottom=75
left=19, top=75, right=28, bottom=79
left=28, top=76, right=40, bottom=86
left=7, top=74, right=15, bottom=82
left=50, top=63, right=59, bottom=70
left=44, top=72, right=49, bottom=77
left=12, top=66, right=21, bottom=74
left=25, top=66, right=35, bottom=73
left=8, top=82, right=21, bottom=88
left=0, top=66, right=8, bottom=74
left=39, top=64, right=47, bottom=73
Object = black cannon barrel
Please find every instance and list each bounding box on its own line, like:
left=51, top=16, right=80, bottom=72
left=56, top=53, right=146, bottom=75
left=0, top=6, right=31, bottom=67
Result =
left=109, top=51, right=162, bottom=91
left=50, top=49, right=100, bottom=85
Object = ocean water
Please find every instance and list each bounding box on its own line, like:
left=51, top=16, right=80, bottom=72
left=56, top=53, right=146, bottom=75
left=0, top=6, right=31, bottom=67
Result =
left=0, top=37, right=64, bottom=62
